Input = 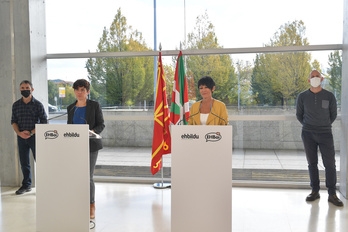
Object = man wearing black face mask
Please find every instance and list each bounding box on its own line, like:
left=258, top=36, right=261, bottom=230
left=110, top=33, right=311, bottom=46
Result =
left=11, top=80, right=47, bottom=195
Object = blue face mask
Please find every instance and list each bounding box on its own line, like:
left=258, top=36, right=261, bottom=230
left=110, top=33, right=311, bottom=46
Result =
left=21, top=90, right=31, bottom=98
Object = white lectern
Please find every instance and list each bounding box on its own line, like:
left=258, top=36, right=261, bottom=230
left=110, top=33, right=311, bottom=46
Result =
left=36, top=124, right=90, bottom=232
left=171, top=125, right=232, bottom=232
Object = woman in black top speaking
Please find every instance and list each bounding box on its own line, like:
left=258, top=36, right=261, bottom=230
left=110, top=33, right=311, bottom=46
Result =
left=67, top=79, right=105, bottom=219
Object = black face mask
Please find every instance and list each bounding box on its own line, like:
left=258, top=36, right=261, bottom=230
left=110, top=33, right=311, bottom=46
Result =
left=21, top=90, right=31, bottom=98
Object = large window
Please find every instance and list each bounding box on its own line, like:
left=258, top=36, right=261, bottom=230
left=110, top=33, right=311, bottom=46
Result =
left=46, top=0, right=343, bottom=184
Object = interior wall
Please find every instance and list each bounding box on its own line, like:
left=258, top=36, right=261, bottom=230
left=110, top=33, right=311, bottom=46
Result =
left=0, top=0, right=47, bottom=187
left=339, top=0, right=348, bottom=198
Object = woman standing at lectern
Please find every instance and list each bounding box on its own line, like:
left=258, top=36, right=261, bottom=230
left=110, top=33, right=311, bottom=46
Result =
left=188, top=76, right=228, bottom=125
left=67, top=79, right=105, bottom=220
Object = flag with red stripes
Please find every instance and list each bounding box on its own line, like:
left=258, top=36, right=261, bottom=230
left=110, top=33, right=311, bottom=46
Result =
left=170, top=51, right=190, bottom=125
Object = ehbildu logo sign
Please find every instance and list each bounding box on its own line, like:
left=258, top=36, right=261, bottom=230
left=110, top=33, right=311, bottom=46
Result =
left=181, top=134, right=200, bottom=139
left=44, top=130, right=59, bottom=139
left=180, top=132, right=222, bottom=142
left=205, top=132, right=222, bottom=142
left=43, top=130, right=81, bottom=139
left=64, top=132, right=80, bottom=137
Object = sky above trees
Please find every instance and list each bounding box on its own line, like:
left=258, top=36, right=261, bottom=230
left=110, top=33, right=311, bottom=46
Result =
left=46, top=0, right=343, bottom=82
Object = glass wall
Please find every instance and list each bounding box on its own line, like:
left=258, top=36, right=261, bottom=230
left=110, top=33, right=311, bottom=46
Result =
left=46, top=0, right=343, bottom=54
left=46, top=0, right=343, bottom=183
left=47, top=50, right=342, bottom=182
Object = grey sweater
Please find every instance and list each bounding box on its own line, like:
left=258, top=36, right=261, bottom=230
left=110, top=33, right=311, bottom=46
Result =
left=296, top=89, right=337, bottom=133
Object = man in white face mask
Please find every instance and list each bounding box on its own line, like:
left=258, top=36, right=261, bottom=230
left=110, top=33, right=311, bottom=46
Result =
left=296, top=70, right=343, bottom=206
left=309, top=72, right=322, bottom=88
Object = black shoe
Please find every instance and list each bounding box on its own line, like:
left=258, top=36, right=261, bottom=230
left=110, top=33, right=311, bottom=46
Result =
left=328, top=194, right=344, bottom=207
left=15, top=186, right=32, bottom=195
left=306, top=191, right=320, bottom=201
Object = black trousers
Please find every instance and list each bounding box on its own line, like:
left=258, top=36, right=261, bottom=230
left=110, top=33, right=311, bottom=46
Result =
left=17, top=136, right=36, bottom=187
left=90, top=150, right=98, bottom=204
left=301, top=130, right=337, bottom=195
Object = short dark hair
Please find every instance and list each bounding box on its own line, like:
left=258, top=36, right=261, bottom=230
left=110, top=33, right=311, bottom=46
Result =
left=73, top=79, right=90, bottom=92
left=20, top=80, right=33, bottom=88
left=197, top=76, right=215, bottom=91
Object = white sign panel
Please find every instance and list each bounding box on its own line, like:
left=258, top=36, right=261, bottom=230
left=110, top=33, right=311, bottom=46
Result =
left=171, top=125, right=232, bottom=232
left=36, top=124, right=90, bottom=232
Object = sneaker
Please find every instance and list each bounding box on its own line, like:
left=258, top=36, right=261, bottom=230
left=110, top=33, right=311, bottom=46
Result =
left=15, top=186, right=32, bottom=195
left=306, top=191, right=320, bottom=201
left=328, top=194, right=344, bottom=207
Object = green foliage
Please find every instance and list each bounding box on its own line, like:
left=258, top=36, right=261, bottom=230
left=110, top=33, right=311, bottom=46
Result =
left=251, top=20, right=312, bottom=106
left=48, top=80, right=59, bottom=105
left=61, top=85, right=75, bottom=106
left=86, top=8, right=154, bottom=106
left=163, top=64, right=175, bottom=103
left=185, top=11, right=236, bottom=104
left=235, top=60, right=254, bottom=106
left=47, top=81, right=75, bottom=107
left=56, top=84, right=75, bottom=107
left=327, top=50, right=342, bottom=103
left=311, top=59, right=321, bottom=71
left=251, top=54, right=276, bottom=104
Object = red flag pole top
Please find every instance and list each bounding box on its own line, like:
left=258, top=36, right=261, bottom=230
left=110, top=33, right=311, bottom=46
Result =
left=151, top=52, right=171, bottom=175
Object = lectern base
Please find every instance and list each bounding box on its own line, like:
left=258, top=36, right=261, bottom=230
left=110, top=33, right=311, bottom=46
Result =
left=90, top=220, right=95, bottom=229
left=153, top=183, right=171, bottom=189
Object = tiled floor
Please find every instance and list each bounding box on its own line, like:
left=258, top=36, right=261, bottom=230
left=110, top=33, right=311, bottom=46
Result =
left=1, top=147, right=345, bottom=231
left=1, top=183, right=347, bottom=232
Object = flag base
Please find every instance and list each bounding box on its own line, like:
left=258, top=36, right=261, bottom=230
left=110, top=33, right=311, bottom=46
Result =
left=153, top=182, right=171, bottom=189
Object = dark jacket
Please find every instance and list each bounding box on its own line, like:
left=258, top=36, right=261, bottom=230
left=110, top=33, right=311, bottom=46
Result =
left=67, top=99, right=105, bottom=152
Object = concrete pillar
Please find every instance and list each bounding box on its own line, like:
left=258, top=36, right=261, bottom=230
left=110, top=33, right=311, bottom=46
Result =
left=0, top=0, right=47, bottom=187
left=339, top=0, right=348, bottom=198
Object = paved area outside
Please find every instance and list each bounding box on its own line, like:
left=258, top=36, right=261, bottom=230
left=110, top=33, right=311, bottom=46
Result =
left=95, top=147, right=341, bottom=184
left=97, top=147, right=341, bottom=171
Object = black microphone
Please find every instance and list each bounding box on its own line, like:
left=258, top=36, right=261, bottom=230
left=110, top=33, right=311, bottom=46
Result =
left=210, top=111, right=227, bottom=125
left=177, top=102, right=201, bottom=125
left=72, top=105, right=101, bottom=139
left=67, top=104, right=76, bottom=120
left=177, top=101, right=203, bottom=125
left=73, top=106, right=88, bottom=124
left=210, top=102, right=227, bottom=125
left=47, top=112, right=68, bottom=121
left=178, top=111, right=199, bottom=125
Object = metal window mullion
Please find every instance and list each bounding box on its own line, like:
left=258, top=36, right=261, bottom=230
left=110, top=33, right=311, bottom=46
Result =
left=46, top=44, right=343, bottom=59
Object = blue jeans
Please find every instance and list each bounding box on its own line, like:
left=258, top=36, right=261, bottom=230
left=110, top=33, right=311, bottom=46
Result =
left=301, top=130, right=337, bottom=195
left=17, top=135, right=36, bottom=187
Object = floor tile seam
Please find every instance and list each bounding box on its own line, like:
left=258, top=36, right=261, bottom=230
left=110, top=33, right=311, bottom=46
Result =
left=242, top=148, right=246, bottom=168
left=274, top=149, right=286, bottom=170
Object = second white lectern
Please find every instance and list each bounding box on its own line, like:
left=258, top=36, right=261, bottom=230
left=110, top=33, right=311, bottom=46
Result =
left=36, top=124, right=90, bottom=232
left=171, top=125, right=232, bottom=232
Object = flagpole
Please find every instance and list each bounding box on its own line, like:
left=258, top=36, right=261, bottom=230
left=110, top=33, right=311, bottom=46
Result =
left=153, top=44, right=171, bottom=189
left=153, top=157, right=171, bottom=189
left=153, top=0, right=157, bottom=104
left=184, top=0, right=187, bottom=68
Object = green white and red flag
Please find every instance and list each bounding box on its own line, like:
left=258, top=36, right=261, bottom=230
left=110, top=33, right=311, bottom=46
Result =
left=170, top=51, right=190, bottom=125
left=151, top=52, right=171, bottom=175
